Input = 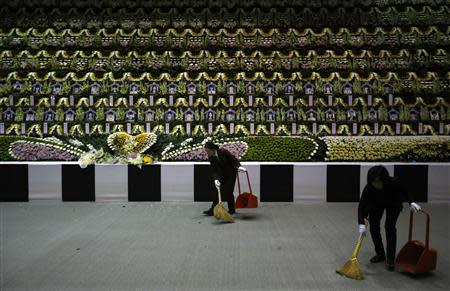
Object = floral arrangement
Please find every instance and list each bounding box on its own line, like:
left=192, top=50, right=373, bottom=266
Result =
left=241, top=136, right=319, bottom=161
left=2, top=134, right=450, bottom=162
left=78, top=146, right=105, bottom=168
left=322, top=136, right=450, bottom=161
left=77, top=132, right=158, bottom=168
left=161, top=137, right=248, bottom=161
left=107, top=132, right=157, bottom=155
left=9, top=138, right=84, bottom=161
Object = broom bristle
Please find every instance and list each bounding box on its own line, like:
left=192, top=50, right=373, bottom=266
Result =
left=336, top=258, right=364, bottom=280
left=213, top=203, right=234, bottom=223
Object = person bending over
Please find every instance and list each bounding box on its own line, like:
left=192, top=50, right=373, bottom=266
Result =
left=358, top=165, right=421, bottom=271
left=203, top=141, right=245, bottom=216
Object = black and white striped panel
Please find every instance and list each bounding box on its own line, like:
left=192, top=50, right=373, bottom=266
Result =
left=128, top=164, right=161, bottom=201
left=62, top=165, right=95, bottom=201
left=294, top=164, right=327, bottom=202
left=161, top=163, right=194, bottom=201
left=95, top=164, right=128, bottom=201
left=1, top=163, right=449, bottom=203
left=427, top=164, right=450, bottom=202
left=394, top=165, right=428, bottom=202
left=326, top=165, right=360, bottom=202
left=260, top=165, right=293, bottom=202
left=193, top=164, right=215, bottom=202
left=0, top=164, right=28, bottom=201
left=29, top=164, right=62, bottom=200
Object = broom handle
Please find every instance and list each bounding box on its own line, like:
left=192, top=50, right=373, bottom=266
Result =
left=351, top=233, right=365, bottom=258
left=351, top=219, right=368, bottom=258
left=215, top=184, right=222, bottom=203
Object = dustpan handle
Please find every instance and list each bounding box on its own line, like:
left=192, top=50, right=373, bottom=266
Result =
left=236, top=170, right=253, bottom=194
left=245, top=171, right=253, bottom=194
left=408, top=209, right=430, bottom=249
left=237, top=171, right=241, bottom=194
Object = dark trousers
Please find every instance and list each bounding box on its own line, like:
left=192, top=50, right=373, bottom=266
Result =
left=369, top=206, right=401, bottom=261
left=211, top=175, right=236, bottom=212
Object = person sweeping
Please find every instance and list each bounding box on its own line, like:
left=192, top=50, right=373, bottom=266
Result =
left=358, top=165, right=421, bottom=271
left=203, top=141, right=245, bottom=216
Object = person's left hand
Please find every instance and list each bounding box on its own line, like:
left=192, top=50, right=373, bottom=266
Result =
left=358, top=224, right=367, bottom=237
left=410, top=202, right=421, bottom=212
left=238, top=166, right=247, bottom=172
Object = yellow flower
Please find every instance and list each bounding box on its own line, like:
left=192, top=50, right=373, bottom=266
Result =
left=143, top=155, right=153, bottom=164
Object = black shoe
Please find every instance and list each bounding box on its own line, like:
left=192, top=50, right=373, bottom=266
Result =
left=203, top=209, right=213, bottom=216
left=229, top=209, right=235, bottom=215
left=370, top=254, right=386, bottom=263
left=386, top=259, right=395, bottom=272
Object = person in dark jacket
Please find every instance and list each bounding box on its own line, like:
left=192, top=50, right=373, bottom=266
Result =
left=203, top=141, right=244, bottom=216
left=358, top=165, right=421, bottom=271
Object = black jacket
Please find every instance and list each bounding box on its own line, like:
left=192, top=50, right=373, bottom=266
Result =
left=358, top=177, right=413, bottom=224
left=208, top=148, right=241, bottom=182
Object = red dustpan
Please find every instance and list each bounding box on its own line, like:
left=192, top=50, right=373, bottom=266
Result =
left=235, top=169, right=258, bottom=208
left=395, top=209, right=437, bottom=274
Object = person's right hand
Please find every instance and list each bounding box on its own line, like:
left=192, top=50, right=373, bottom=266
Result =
left=358, top=224, right=367, bottom=236
left=214, top=179, right=221, bottom=187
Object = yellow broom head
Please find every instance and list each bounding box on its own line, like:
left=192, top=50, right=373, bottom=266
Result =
left=213, top=203, right=234, bottom=223
left=336, top=220, right=368, bottom=280
left=336, top=258, right=364, bottom=280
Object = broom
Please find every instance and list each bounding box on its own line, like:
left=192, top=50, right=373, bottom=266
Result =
left=336, top=219, right=369, bottom=280
left=213, top=183, right=234, bottom=223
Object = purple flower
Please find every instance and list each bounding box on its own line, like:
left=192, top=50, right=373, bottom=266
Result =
left=172, top=142, right=247, bottom=161
left=10, top=142, right=79, bottom=161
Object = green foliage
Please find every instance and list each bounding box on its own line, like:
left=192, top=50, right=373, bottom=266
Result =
left=120, top=84, right=129, bottom=95
left=332, top=79, right=342, bottom=95
left=242, top=136, right=317, bottom=161
left=0, top=136, right=21, bottom=160
left=315, top=79, right=324, bottom=94
left=75, top=107, right=85, bottom=122
left=275, top=82, right=284, bottom=95
left=35, top=107, right=45, bottom=122
left=353, top=80, right=362, bottom=95
left=197, top=81, right=206, bottom=95
left=336, top=109, right=346, bottom=122
left=255, top=81, right=265, bottom=97
left=295, top=82, right=303, bottom=93
left=217, top=80, right=226, bottom=96
left=116, top=108, right=125, bottom=121
left=237, top=81, right=245, bottom=95
left=378, top=106, right=388, bottom=122
left=137, top=109, right=144, bottom=122
left=0, top=83, right=12, bottom=95
left=177, top=81, right=186, bottom=94
left=159, top=81, right=168, bottom=94
left=14, top=108, right=24, bottom=122
left=420, top=106, right=429, bottom=121
left=96, top=108, right=105, bottom=121
left=55, top=109, right=65, bottom=122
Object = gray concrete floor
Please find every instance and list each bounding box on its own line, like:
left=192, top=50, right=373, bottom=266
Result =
left=0, top=202, right=449, bottom=291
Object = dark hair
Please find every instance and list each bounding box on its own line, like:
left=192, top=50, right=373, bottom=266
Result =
left=204, top=141, right=219, bottom=150
left=367, top=165, right=390, bottom=185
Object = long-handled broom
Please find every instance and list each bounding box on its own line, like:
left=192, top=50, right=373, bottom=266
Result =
left=213, top=184, right=234, bottom=223
left=336, top=219, right=369, bottom=280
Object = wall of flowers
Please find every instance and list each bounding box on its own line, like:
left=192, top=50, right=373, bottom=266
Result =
left=0, top=0, right=449, bottom=162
